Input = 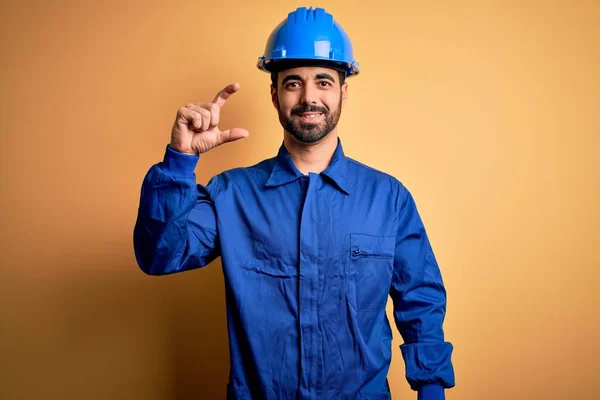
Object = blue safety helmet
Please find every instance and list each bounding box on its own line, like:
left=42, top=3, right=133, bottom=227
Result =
left=257, top=7, right=360, bottom=77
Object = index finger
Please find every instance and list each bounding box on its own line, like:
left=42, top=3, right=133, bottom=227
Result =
left=213, top=82, right=240, bottom=107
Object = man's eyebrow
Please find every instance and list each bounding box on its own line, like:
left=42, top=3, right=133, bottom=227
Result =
left=315, top=73, right=336, bottom=82
left=281, top=74, right=303, bottom=85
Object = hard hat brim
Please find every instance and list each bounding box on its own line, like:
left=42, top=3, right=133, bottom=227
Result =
left=258, top=57, right=359, bottom=77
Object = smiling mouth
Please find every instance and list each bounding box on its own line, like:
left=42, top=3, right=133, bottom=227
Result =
left=296, top=112, right=324, bottom=120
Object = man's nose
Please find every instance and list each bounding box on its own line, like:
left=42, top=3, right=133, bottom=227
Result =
left=301, top=85, right=318, bottom=105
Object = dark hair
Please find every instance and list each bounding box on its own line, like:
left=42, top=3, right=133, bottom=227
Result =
left=268, top=59, right=347, bottom=87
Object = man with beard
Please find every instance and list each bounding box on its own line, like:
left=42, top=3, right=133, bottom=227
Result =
left=133, top=6, right=455, bottom=400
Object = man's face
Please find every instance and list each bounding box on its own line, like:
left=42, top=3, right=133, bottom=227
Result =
left=271, top=66, right=348, bottom=144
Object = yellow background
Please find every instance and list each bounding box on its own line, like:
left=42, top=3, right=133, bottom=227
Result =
left=1, top=0, right=598, bottom=399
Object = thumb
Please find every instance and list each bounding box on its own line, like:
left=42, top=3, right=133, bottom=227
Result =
left=219, top=128, right=250, bottom=144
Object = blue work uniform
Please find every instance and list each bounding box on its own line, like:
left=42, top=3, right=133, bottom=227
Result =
left=134, top=139, right=455, bottom=399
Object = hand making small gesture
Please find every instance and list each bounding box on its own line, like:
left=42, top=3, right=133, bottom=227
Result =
left=170, top=82, right=250, bottom=155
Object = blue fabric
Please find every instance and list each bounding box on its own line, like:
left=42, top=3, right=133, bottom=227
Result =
left=417, top=384, right=445, bottom=400
left=134, top=140, right=455, bottom=399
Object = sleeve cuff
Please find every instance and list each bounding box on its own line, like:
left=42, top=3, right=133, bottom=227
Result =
left=160, top=145, right=199, bottom=177
left=417, top=384, right=445, bottom=400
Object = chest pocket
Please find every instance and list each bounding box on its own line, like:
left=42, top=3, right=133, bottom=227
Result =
left=347, top=233, right=396, bottom=312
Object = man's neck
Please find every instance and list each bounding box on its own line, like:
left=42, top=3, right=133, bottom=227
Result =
left=283, top=131, right=339, bottom=175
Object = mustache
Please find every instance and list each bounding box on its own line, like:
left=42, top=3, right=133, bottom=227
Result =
left=292, top=105, right=328, bottom=115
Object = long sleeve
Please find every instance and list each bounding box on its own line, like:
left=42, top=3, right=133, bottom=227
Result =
left=133, top=145, right=221, bottom=275
left=389, top=185, right=455, bottom=399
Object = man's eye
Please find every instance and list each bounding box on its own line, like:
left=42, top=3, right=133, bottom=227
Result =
left=286, top=82, right=301, bottom=88
left=318, top=81, right=332, bottom=87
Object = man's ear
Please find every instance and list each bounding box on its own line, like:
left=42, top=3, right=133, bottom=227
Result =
left=271, top=84, right=279, bottom=109
left=341, top=82, right=348, bottom=107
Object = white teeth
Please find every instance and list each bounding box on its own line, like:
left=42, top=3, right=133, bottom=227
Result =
left=300, top=113, right=321, bottom=119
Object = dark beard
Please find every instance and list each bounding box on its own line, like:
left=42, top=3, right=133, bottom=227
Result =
left=278, top=94, right=342, bottom=144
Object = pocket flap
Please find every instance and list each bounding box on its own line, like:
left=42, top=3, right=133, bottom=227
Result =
left=350, top=233, right=395, bottom=258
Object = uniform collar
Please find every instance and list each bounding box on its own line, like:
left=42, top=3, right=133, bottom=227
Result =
left=265, top=138, right=350, bottom=195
